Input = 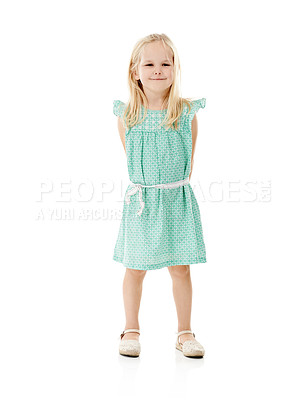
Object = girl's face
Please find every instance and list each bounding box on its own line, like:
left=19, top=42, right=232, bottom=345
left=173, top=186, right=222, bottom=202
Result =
left=134, top=41, right=174, bottom=94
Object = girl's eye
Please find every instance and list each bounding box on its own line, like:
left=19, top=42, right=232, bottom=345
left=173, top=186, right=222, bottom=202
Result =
left=144, top=64, right=171, bottom=66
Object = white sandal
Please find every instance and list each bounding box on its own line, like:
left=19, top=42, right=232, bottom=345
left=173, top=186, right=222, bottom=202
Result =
left=175, top=330, right=205, bottom=357
left=119, top=329, right=141, bottom=357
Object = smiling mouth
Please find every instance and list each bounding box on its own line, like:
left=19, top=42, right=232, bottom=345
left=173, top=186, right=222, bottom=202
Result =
left=151, top=78, right=166, bottom=80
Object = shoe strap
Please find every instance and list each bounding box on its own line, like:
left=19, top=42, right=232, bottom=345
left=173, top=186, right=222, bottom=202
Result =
left=177, top=330, right=195, bottom=339
left=120, top=329, right=140, bottom=339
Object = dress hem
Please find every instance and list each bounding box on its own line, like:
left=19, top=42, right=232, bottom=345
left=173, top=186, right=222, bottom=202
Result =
left=113, top=255, right=207, bottom=270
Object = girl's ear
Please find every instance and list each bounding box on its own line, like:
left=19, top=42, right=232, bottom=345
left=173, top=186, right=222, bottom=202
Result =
left=133, top=65, right=140, bottom=80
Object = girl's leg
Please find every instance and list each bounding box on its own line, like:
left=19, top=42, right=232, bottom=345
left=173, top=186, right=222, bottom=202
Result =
left=121, top=267, right=147, bottom=340
left=168, top=264, right=196, bottom=344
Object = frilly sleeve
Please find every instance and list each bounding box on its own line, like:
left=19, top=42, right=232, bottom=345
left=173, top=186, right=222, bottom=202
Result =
left=113, top=100, right=126, bottom=117
left=186, top=97, right=206, bottom=126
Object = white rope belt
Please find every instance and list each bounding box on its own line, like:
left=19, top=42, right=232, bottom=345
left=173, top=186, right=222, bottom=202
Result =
left=125, top=177, right=190, bottom=216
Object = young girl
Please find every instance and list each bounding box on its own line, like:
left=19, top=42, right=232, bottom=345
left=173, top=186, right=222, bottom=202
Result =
left=113, top=33, right=207, bottom=358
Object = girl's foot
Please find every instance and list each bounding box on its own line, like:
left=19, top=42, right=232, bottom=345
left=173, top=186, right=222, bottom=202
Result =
left=119, top=329, right=141, bottom=357
left=178, top=332, right=196, bottom=345
left=176, top=330, right=205, bottom=357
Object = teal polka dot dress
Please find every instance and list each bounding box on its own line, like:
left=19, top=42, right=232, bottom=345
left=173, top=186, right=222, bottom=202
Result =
left=113, top=98, right=207, bottom=270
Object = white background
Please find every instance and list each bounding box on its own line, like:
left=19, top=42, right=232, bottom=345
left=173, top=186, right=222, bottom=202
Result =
left=1, top=0, right=307, bottom=399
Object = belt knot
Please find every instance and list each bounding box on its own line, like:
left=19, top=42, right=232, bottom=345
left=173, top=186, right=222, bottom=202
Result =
left=125, top=177, right=189, bottom=217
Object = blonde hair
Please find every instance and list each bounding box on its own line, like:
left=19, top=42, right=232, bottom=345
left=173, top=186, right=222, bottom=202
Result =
left=122, top=33, right=193, bottom=131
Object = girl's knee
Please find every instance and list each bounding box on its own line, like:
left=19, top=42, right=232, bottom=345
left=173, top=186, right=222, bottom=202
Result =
left=168, top=264, right=190, bottom=278
left=126, top=268, right=147, bottom=278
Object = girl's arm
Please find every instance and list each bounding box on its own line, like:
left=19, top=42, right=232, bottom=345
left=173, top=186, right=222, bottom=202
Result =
left=189, top=114, right=198, bottom=180
left=117, top=117, right=126, bottom=155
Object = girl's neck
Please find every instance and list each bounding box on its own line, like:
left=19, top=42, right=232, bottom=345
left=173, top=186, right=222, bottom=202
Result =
left=142, top=90, right=169, bottom=110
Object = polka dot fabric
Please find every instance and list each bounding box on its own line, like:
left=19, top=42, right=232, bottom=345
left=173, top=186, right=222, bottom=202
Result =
left=113, top=98, right=207, bottom=270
